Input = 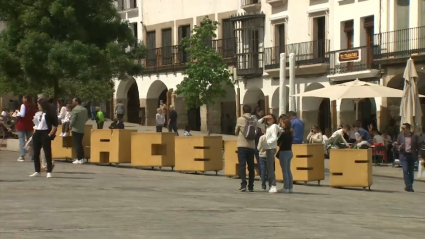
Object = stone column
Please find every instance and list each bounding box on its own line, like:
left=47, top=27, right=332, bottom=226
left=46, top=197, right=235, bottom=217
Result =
left=200, top=102, right=221, bottom=134
left=143, top=98, right=158, bottom=126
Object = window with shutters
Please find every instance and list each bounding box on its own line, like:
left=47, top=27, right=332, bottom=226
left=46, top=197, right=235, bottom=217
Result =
left=146, top=31, right=157, bottom=67
left=178, top=25, right=191, bottom=63
left=221, top=19, right=235, bottom=58
left=230, top=13, right=265, bottom=77
left=162, top=28, right=172, bottom=65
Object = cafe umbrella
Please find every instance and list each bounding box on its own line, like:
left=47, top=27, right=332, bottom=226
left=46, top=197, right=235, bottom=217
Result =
left=400, top=58, right=422, bottom=133
left=292, top=79, right=420, bottom=120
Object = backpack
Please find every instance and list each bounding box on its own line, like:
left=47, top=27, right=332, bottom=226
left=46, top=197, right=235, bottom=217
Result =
left=242, top=116, right=257, bottom=140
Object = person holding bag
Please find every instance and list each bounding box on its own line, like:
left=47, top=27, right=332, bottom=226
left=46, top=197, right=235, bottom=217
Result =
left=29, top=99, right=58, bottom=178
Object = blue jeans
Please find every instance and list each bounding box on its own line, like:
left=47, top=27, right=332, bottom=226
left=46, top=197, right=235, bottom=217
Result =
left=237, top=147, right=255, bottom=189
left=401, top=153, right=415, bottom=189
left=259, top=149, right=277, bottom=189
left=259, top=157, right=267, bottom=189
left=254, top=149, right=262, bottom=175
left=18, top=131, right=33, bottom=157
left=279, top=150, right=293, bottom=190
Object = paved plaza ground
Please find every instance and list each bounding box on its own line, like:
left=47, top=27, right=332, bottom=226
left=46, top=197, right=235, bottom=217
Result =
left=1, top=150, right=424, bottom=239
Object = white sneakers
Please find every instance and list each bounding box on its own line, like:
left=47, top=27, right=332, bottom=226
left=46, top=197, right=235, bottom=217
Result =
left=29, top=172, right=52, bottom=178
left=269, top=186, right=277, bottom=193
left=72, top=159, right=87, bottom=164
left=17, top=156, right=25, bottom=162
left=59, top=132, right=68, bottom=137
left=29, top=172, right=41, bottom=177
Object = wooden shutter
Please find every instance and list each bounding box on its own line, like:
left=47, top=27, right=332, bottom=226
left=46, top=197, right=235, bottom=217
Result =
left=162, top=28, right=172, bottom=65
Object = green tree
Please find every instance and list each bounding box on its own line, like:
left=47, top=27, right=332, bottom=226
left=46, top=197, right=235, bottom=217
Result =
left=175, top=16, right=234, bottom=108
left=0, top=0, right=145, bottom=101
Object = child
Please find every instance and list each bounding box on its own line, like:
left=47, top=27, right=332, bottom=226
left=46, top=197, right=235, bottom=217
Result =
left=184, top=125, right=192, bottom=136
left=257, top=132, right=268, bottom=191
left=60, top=104, right=72, bottom=137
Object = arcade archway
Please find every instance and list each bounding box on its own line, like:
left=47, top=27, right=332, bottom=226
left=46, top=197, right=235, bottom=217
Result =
left=302, top=83, right=331, bottom=133
left=243, top=87, right=265, bottom=113
left=271, top=87, right=289, bottom=116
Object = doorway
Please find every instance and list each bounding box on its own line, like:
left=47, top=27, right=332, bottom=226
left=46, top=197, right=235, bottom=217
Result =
left=318, top=98, right=331, bottom=133
left=187, top=107, right=201, bottom=131
left=127, top=82, right=140, bottom=123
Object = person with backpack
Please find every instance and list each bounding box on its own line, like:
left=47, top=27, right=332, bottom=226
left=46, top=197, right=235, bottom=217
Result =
left=235, top=105, right=265, bottom=192
left=252, top=107, right=265, bottom=177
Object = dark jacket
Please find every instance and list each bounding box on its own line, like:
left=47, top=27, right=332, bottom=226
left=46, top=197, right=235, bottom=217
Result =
left=396, top=133, right=420, bottom=161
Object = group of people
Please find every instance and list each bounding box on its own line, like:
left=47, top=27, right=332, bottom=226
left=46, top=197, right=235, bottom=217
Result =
left=13, top=94, right=92, bottom=178
left=235, top=105, right=305, bottom=193
left=154, top=102, right=184, bottom=136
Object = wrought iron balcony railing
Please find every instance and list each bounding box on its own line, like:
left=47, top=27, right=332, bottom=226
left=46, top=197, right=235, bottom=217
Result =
left=328, top=45, right=374, bottom=75
left=264, top=39, right=330, bottom=70
left=373, top=26, right=425, bottom=60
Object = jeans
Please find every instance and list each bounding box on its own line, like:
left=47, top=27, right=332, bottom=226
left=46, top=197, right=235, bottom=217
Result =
left=254, top=149, right=262, bottom=174
left=72, top=132, right=85, bottom=160
left=259, top=149, right=277, bottom=189
left=18, top=131, right=33, bottom=157
left=279, top=150, right=293, bottom=190
left=401, top=153, right=415, bottom=189
left=32, top=130, right=52, bottom=173
left=62, top=122, right=70, bottom=133
left=168, top=122, right=179, bottom=136
left=237, top=147, right=255, bottom=189
left=156, top=126, right=163, bottom=132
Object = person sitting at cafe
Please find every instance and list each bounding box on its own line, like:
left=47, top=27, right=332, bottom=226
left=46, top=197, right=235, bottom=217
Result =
left=306, top=124, right=323, bottom=144
left=372, top=130, right=386, bottom=145
left=353, top=121, right=372, bottom=148
left=327, top=125, right=351, bottom=149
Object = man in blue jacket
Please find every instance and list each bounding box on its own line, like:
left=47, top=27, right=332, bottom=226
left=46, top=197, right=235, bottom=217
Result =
left=289, top=111, right=305, bottom=144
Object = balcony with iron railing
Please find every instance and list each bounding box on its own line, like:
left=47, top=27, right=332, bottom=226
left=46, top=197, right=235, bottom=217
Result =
left=328, top=45, right=380, bottom=81
left=264, top=40, right=330, bottom=76
left=373, top=26, right=425, bottom=61
left=143, top=39, right=236, bottom=74
left=114, top=0, right=139, bottom=19
left=241, top=0, right=261, bottom=12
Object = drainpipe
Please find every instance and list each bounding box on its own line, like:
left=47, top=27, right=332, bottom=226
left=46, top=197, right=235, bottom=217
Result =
left=289, top=53, right=296, bottom=112
left=279, top=53, right=287, bottom=116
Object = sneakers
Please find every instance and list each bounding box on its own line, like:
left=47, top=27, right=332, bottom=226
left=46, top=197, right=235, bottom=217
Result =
left=17, top=156, right=25, bottom=162
left=59, top=133, right=64, bottom=137
left=269, top=186, right=277, bottom=193
left=29, top=172, right=41, bottom=177
left=289, top=188, right=293, bottom=193
left=62, top=132, right=68, bottom=137
left=72, top=159, right=87, bottom=164
left=239, top=187, right=247, bottom=192
left=46, top=173, right=52, bottom=178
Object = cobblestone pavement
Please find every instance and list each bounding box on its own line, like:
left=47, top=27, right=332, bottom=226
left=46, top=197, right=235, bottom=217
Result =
left=1, top=150, right=424, bottom=239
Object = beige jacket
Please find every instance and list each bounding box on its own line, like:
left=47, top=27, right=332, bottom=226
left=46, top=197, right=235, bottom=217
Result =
left=307, top=132, right=323, bottom=144
left=235, top=113, right=265, bottom=149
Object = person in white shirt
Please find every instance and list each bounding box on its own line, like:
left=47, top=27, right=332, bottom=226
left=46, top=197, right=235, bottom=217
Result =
left=29, top=98, right=58, bottom=178
left=372, top=130, right=385, bottom=144
left=59, top=104, right=72, bottom=137
left=57, top=99, right=67, bottom=123
left=257, top=114, right=280, bottom=193
left=327, top=125, right=351, bottom=148
left=306, top=125, right=323, bottom=144
left=155, top=108, right=165, bottom=132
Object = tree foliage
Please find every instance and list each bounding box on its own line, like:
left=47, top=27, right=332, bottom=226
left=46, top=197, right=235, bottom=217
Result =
left=175, top=17, right=234, bottom=108
left=0, top=0, right=145, bottom=101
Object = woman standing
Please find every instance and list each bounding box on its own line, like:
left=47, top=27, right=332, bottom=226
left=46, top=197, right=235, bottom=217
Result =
left=15, top=95, right=36, bottom=162
left=156, top=108, right=165, bottom=132
left=277, top=117, right=294, bottom=193
left=257, top=114, right=280, bottom=193
left=29, top=99, right=58, bottom=178
left=57, top=99, right=67, bottom=124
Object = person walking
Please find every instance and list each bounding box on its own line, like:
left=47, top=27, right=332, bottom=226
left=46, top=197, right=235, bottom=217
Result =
left=257, top=114, right=280, bottom=193
left=115, top=101, right=125, bottom=121
left=70, top=98, right=88, bottom=164
left=29, top=99, right=58, bottom=178
left=277, top=116, right=294, bottom=193
left=235, top=105, right=264, bottom=192
left=95, top=107, right=104, bottom=129
left=156, top=108, right=165, bottom=132
left=394, top=123, right=420, bottom=192
left=90, top=104, right=96, bottom=121
left=168, top=105, right=178, bottom=136
left=15, top=95, right=36, bottom=162
left=288, top=111, right=304, bottom=144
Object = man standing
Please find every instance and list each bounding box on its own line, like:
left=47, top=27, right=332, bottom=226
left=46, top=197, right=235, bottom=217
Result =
left=288, top=111, right=305, bottom=144
left=394, top=123, right=419, bottom=192
left=235, top=105, right=264, bottom=192
left=70, top=97, right=88, bottom=164
left=115, top=101, right=125, bottom=121
left=168, top=105, right=178, bottom=136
